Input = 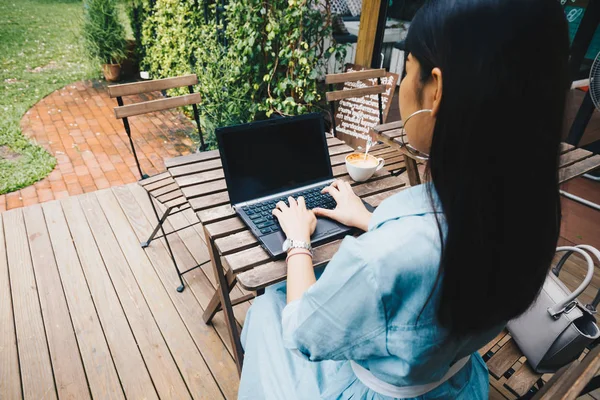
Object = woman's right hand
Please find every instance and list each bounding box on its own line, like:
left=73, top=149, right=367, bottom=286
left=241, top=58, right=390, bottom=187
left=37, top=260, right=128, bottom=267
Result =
left=313, top=180, right=372, bottom=232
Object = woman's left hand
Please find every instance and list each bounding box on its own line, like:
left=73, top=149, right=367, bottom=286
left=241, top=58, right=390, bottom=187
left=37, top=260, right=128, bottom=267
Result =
left=272, top=196, right=317, bottom=243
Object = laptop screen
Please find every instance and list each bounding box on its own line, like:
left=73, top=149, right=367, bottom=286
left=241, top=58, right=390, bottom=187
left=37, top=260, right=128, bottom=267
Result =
left=217, top=114, right=333, bottom=205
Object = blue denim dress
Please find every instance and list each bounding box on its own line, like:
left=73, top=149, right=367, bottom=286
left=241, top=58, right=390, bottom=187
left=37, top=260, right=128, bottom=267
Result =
left=239, top=184, right=503, bottom=399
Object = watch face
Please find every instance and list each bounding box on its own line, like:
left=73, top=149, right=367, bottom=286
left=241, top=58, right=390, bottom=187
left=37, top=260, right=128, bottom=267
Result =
left=282, top=239, right=290, bottom=252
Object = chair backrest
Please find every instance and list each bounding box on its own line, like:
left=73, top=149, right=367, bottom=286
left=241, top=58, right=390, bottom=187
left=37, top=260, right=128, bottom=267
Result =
left=107, top=74, right=205, bottom=179
left=107, top=74, right=201, bottom=119
left=325, top=68, right=387, bottom=102
left=532, top=344, right=600, bottom=400
left=325, top=68, right=387, bottom=142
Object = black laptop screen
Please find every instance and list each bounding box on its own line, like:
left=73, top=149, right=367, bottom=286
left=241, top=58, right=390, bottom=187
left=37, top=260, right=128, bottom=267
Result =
left=217, top=114, right=333, bottom=205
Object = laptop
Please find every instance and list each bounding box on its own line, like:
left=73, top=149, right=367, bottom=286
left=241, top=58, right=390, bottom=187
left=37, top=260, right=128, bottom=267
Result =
left=216, top=113, right=370, bottom=258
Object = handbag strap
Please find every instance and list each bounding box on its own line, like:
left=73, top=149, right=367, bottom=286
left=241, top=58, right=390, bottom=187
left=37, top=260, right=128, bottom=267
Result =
left=548, top=246, right=595, bottom=318
left=552, top=245, right=600, bottom=313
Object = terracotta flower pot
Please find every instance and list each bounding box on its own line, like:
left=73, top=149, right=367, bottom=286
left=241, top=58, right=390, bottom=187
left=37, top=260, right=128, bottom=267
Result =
left=102, top=63, right=121, bottom=82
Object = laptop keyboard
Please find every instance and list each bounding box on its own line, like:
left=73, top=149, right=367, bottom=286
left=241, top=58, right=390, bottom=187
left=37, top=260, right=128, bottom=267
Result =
left=241, top=185, right=336, bottom=235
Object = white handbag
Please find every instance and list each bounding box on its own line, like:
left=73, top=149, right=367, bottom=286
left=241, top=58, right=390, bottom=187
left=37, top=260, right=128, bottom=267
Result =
left=507, top=245, right=600, bottom=373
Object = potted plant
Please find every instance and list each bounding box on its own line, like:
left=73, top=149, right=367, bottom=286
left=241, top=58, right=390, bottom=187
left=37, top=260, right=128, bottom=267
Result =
left=82, top=0, right=127, bottom=82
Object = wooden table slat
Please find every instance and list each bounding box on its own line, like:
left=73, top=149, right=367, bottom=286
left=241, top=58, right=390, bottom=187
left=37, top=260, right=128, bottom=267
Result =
left=164, top=150, right=220, bottom=168
left=169, top=158, right=223, bottom=178
left=182, top=180, right=228, bottom=199
left=487, top=338, right=522, bottom=379
left=175, top=169, right=225, bottom=188
left=143, top=176, right=176, bottom=192
left=237, top=239, right=343, bottom=290
left=197, top=205, right=236, bottom=225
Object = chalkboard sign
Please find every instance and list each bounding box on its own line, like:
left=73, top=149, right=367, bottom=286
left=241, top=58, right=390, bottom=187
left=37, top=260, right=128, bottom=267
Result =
left=333, top=64, right=399, bottom=148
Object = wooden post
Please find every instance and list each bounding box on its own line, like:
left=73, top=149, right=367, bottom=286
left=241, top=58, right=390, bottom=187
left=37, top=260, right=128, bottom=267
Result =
left=355, top=0, right=381, bottom=67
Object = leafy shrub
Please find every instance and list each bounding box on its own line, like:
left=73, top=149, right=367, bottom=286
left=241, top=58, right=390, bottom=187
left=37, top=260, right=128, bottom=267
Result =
left=82, top=0, right=127, bottom=64
left=130, top=0, right=344, bottom=148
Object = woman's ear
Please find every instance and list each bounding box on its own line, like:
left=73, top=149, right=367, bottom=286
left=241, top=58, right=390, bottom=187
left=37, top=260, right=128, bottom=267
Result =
left=430, top=67, right=443, bottom=117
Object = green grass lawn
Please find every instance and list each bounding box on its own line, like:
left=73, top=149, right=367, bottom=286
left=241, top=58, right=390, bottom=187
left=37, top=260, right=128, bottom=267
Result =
left=0, top=0, right=99, bottom=194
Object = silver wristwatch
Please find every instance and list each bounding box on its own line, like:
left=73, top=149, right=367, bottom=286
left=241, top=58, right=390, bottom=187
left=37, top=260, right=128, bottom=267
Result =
left=282, top=238, right=313, bottom=254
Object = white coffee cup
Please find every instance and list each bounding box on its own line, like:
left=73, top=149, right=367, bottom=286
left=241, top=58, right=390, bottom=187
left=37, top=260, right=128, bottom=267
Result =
left=345, top=153, right=385, bottom=182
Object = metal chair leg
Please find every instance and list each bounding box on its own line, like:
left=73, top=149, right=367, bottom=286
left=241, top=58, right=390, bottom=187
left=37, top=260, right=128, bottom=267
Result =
left=145, top=191, right=186, bottom=292
left=141, top=206, right=173, bottom=248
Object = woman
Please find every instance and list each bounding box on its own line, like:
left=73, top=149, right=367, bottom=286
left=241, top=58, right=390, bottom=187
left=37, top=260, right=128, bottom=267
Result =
left=239, top=0, right=570, bottom=398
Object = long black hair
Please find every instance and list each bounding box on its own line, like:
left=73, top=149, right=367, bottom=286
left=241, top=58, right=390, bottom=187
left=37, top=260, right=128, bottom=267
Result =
left=405, top=0, right=569, bottom=337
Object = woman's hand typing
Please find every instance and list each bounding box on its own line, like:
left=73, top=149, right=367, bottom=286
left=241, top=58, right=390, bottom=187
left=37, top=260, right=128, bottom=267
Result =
left=313, top=180, right=372, bottom=232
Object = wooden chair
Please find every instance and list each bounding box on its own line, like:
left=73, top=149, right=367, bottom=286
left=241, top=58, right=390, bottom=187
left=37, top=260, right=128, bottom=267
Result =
left=483, top=252, right=600, bottom=399
left=325, top=68, right=406, bottom=177
left=484, top=330, right=600, bottom=399
left=108, top=75, right=209, bottom=292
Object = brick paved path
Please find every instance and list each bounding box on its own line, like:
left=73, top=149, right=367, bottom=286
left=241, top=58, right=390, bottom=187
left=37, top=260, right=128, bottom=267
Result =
left=1, top=80, right=197, bottom=211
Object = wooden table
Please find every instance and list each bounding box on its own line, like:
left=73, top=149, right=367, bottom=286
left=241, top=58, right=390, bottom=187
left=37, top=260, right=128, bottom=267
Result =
left=371, top=121, right=600, bottom=186
left=164, top=137, right=408, bottom=373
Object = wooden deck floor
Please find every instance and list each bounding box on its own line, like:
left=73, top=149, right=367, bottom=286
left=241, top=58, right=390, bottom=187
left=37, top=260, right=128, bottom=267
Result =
left=0, top=182, right=246, bottom=399
left=1, top=177, right=600, bottom=399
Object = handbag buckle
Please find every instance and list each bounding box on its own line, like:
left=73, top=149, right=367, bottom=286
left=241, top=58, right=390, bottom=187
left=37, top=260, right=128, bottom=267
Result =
left=548, top=301, right=578, bottom=319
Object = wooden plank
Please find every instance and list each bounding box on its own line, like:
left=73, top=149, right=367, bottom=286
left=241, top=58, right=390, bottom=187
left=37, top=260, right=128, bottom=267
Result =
left=325, top=85, right=386, bottom=102
left=237, top=239, right=343, bottom=290
left=108, top=74, right=198, bottom=98
left=3, top=209, right=57, bottom=400
left=169, top=158, right=223, bottom=178
left=22, top=206, right=90, bottom=400
left=328, top=144, right=355, bottom=156
left=354, top=0, right=380, bottom=67
left=151, top=182, right=180, bottom=198
left=105, top=186, right=230, bottom=399
left=362, top=186, right=407, bottom=207
left=487, top=339, right=522, bottom=380
left=559, top=148, right=594, bottom=169
left=490, top=385, right=509, bottom=400
left=325, top=68, right=386, bottom=84
left=206, top=217, right=246, bottom=239
left=144, top=177, right=176, bottom=193
left=372, top=120, right=403, bottom=133
left=182, top=180, right=228, bottom=200
left=175, top=169, right=225, bottom=188
left=41, top=201, right=125, bottom=399
left=505, top=362, right=541, bottom=397
left=479, top=330, right=509, bottom=357
left=559, top=155, right=600, bottom=184
left=139, top=171, right=171, bottom=187
left=78, top=193, right=193, bottom=400
left=156, top=188, right=185, bottom=203
left=189, top=191, right=230, bottom=212
left=164, top=149, right=220, bottom=168
left=61, top=197, right=159, bottom=400
left=560, top=142, right=575, bottom=154
left=115, top=93, right=201, bottom=119
left=0, top=214, right=22, bottom=400
left=198, top=205, right=236, bottom=224
left=326, top=137, right=345, bottom=146
left=216, top=231, right=257, bottom=256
